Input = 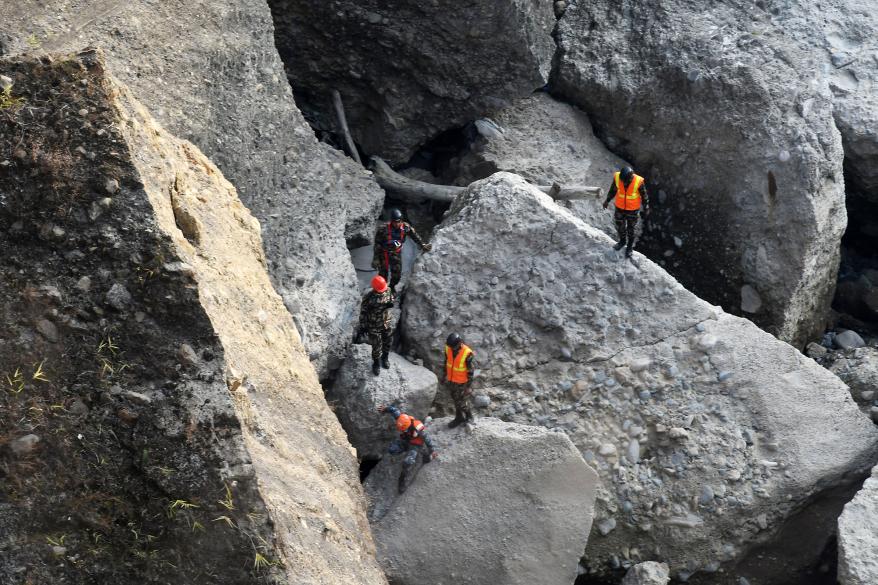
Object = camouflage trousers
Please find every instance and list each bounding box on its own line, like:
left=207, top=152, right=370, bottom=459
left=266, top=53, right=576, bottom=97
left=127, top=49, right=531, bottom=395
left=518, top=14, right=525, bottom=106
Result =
left=367, top=327, right=392, bottom=361
left=377, top=252, right=403, bottom=290
left=614, top=209, right=640, bottom=249
left=449, top=382, right=473, bottom=421
left=388, top=439, right=431, bottom=467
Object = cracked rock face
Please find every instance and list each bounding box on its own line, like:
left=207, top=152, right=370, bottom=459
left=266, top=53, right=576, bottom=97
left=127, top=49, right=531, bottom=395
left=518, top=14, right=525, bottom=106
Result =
left=553, top=0, right=847, bottom=347
left=450, top=92, right=626, bottom=237
left=267, top=0, right=556, bottom=164
left=0, top=51, right=385, bottom=585
left=0, top=0, right=385, bottom=376
left=365, top=417, right=598, bottom=585
left=838, top=465, right=878, bottom=585
left=401, top=173, right=878, bottom=578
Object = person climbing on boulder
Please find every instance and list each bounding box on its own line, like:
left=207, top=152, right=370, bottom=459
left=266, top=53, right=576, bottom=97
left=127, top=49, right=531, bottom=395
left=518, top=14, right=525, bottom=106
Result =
left=602, top=166, right=650, bottom=258
left=443, top=332, right=475, bottom=428
left=372, top=208, right=431, bottom=292
left=378, top=404, right=438, bottom=493
left=359, top=275, right=394, bottom=376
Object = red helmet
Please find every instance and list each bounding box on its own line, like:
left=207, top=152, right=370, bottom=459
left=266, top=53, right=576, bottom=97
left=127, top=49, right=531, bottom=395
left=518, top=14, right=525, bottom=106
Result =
left=371, top=275, right=388, bottom=293
left=396, top=414, right=413, bottom=432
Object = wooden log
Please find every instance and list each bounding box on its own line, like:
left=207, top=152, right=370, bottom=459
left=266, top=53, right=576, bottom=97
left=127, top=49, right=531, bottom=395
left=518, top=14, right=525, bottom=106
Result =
left=332, top=89, right=362, bottom=166
left=370, top=157, right=602, bottom=203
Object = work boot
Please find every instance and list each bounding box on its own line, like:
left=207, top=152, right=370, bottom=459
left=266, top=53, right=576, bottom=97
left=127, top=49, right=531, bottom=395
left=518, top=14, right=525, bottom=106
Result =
left=447, top=416, right=465, bottom=429
left=398, top=469, right=409, bottom=494
left=613, top=240, right=626, bottom=251
left=625, top=246, right=634, bottom=258
left=372, top=360, right=381, bottom=376
left=381, top=353, right=390, bottom=369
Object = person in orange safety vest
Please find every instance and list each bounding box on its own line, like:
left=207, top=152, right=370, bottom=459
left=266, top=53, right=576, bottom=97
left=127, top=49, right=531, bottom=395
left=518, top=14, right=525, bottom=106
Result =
left=443, top=332, right=475, bottom=428
left=378, top=404, right=438, bottom=493
left=602, top=166, right=650, bottom=258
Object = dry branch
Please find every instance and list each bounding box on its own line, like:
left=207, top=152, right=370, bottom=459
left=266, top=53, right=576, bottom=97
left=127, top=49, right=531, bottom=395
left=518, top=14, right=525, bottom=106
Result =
left=332, top=89, right=362, bottom=165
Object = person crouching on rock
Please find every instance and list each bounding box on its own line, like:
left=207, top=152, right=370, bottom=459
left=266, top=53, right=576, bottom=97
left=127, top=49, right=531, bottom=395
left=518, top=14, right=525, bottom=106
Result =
left=371, top=207, right=432, bottom=293
left=359, top=275, right=394, bottom=376
left=602, top=166, right=650, bottom=258
left=378, top=404, right=438, bottom=493
left=443, top=332, right=475, bottom=428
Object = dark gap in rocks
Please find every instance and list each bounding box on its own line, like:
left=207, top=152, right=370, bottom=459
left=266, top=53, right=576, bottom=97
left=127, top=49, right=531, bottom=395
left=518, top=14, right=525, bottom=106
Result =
left=359, top=457, right=381, bottom=482
left=403, top=123, right=477, bottom=180
left=833, top=182, right=878, bottom=337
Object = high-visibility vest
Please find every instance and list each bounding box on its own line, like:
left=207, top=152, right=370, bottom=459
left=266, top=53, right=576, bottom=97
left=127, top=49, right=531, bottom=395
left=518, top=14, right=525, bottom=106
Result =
left=613, top=172, right=644, bottom=211
left=401, top=419, right=426, bottom=446
left=445, top=344, right=472, bottom=384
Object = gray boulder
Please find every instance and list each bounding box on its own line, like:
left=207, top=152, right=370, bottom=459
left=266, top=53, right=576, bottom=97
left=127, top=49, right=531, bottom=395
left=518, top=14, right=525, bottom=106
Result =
left=838, top=465, right=878, bottom=585
left=365, top=417, right=598, bottom=585
left=829, top=347, right=878, bottom=411
left=451, top=92, right=626, bottom=235
left=836, top=330, right=867, bottom=350
left=0, top=0, right=385, bottom=377
left=268, top=0, right=556, bottom=163
left=401, top=173, right=878, bottom=578
left=553, top=0, right=846, bottom=347
left=621, top=562, right=670, bottom=585
left=329, top=345, right=438, bottom=460
left=0, top=51, right=386, bottom=585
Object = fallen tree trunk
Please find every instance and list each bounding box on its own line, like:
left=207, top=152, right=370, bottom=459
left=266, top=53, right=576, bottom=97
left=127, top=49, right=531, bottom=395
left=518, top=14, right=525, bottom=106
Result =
left=370, top=157, right=602, bottom=203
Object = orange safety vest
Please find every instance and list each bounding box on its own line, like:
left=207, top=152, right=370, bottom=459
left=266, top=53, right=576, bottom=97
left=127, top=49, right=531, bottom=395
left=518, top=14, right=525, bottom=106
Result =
left=445, top=344, right=472, bottom=384
left=402, top=418, right=426, bottom=446
left=613, top=172, right=644, bottom=211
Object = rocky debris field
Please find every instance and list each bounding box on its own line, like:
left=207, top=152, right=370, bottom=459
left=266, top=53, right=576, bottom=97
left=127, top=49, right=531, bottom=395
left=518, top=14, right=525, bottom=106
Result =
left=838, top=465, right=878, bottom=585
left=365, top=417, right=598, bottom=585
left=553, top=0, right=847, bottom=348
left=401, top=173, right=878, bottom=580
left=0, top=0, right=387, bottom=378
left=0, top=50, right=385, bottom=585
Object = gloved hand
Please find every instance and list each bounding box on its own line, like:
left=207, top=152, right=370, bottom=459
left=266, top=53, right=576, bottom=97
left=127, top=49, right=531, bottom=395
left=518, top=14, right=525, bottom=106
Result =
left=377, top=404, right=387, bottom=413
left=430, top=451, right=439, bottom=461
left=602, top=202, right=609, bottom=210
left=423, top=243, right=433, bottom=252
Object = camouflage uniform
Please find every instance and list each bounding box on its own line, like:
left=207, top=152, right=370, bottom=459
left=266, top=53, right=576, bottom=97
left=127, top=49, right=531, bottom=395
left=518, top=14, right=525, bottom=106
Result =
left=603, top=177, right=650, bottom=253
left=359, top=289, right=394, bottom=361
left=372, top=220, right=428, bottom=291
left=382, top=405, right=437, bottom=493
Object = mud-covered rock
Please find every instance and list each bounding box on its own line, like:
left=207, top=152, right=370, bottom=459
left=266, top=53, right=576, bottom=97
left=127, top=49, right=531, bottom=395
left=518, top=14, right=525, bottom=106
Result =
left=451, top=92, right=625, bottom=235
left=0, top=51, right=385, bottom=585
left=0, top=0, right=385, bottom=377
left=401, top=173, right=878, bottom=578
left=838, top=465, right=878, bottom=585
left=553, top=0, right=846, bottom=347
left=365, top=417, right=598, bottom=585
left=329, top=345, right=438, bottom=460
left=268, top=0, right=556, bottom=163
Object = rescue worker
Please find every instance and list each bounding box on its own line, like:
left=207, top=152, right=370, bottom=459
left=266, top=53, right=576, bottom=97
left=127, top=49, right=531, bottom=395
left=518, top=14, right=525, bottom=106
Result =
left=443, top=332, right=475, bottom=428
left=602, top=166, right=650, bottom=258
left=359, top=275, right=394, bottom=376
left=377, top=404, right=438, bottom=493
left=372, top=208, right=432, bottom=292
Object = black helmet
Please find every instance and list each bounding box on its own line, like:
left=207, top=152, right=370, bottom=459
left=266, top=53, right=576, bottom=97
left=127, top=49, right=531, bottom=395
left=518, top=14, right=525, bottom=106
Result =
left=620, top=166, right=634, bottom=182
left=389, top=208, right=403, bottom=221
left=446, top=332, right=462, bottom=348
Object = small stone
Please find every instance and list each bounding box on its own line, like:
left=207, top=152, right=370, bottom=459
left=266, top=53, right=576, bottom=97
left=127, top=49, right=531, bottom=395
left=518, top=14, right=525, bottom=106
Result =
left=599, top=443, right=618, bottom=457
left=104, top=178, right=120, bottom=194
left=10, top=434, right=40, bottom=456
left=699, top=485, right=715, bottom=505
left=78, top=108, right=89, bottom=116
left=805, top=342, right=827, bottom=359
left=669, top=427, right=689, bottom=440
left=627, top=439, right=640, bottom=462
left=697, top=334, right=718, bottom=351
left=76, top=276, right=92, bottom=291
left=0, top=75, right=12, bottom=90
left=51, top=546, right=67, bottom=556
left=741, top=284, right=762, bottom=313
left=553, top=1, right=567, bottom=17
left=630, top=357, right=651, bottom=373
left=861, top=390, right=875, bottom=402
left=124, top=390, right=152, bottom=405
left=69, top=399, right=89, bottom=416
left=178, top=343, right=199, bottom=366
left=473, top=394, right=491, bottom=408
left=835, top=330, right=865, bottom=350
left=106, top=283, right=132, bottom=310
left=718, top=371, right=733, bottom=382
left=597, top=517, right=617, bottom=536
left=36, top=319, right=59, bottom=342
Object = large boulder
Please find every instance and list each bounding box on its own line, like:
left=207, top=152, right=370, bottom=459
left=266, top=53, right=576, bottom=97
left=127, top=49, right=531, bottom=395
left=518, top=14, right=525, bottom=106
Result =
left=365, top=417, right=598, bottom=585
left=267, top=0, right=557, bottom=163
left=401, top=173, right=878, bottom=578
left=451, top=92, right=626, bottom=235
left=553, top=0, right=846, bottom=347
left=329, top=345, right=438, bottom=460
left=0, top=0, right=385, bottom=377
left=0, top=51, right=386, bottom=585
left=838, top=465, right=878, bottom=585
